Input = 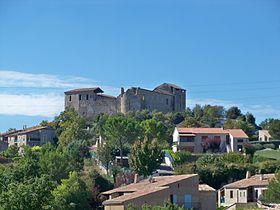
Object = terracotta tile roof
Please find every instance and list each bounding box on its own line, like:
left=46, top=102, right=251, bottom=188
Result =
left=177, top=127, right=248, bottom=138
left=177, top=127, right=226, bottom=134
left=64, top=87, right=103, bottom=94
left=223, top=174, right=275, bottom=189
left=102, top=174, right=197, bottom=205
left=227, top=129, right=248, bottom=138
left=0, top=129, right=21, bottom=137
left=6, top=126, right=52, bottom=136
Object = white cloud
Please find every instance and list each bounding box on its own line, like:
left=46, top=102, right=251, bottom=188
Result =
left=0, top=93, right=64, bottom=117
left=0, top=70, right=122, bottom=117
left=0, top=70, right=97, bottom=89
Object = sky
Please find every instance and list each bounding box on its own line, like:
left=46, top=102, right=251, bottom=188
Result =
left=0, top=0, right=280, bottom=132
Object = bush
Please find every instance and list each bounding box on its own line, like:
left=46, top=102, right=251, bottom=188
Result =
left=257, top=160, right=280, bottom=173
left=253, top=143, right=264, bottom=151
left=263, top=143, right=276, bottom=149
left=174, top=163, right=196, bottom=175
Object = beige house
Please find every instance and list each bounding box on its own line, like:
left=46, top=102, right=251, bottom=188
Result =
left=172, top=128, right=249, bottom=153
left=7, top=126, right=56, bottom=147
left=102, top=174, right=216, bottom=210
left=258, top=130, right=272, bottom=141
left=218, top=173, right=275, bottom=208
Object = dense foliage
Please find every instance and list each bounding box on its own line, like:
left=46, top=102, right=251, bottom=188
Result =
left=129, top=139, right=164, bottom=177
left=1, top=104, right=280, bottom=209
left=174, top=152, right=280, bottom=189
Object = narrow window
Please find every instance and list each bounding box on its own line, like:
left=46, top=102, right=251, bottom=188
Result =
left=86, top=94, right=89, bottom=100
left=170, top=194, right=174, bottom=204
left=255, top=190, right=258, bottom=199
left=79, top=95, right=82, bottom=100
left=69, top=95, right=72, bottom=101
left=230, top=190, right=233, bottom=198
left=166, top=98, right=169, bottom=105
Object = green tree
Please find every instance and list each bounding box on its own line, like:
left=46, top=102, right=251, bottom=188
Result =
left=54, top=110, right=91, bottom=147
left=129, top=139, right=164, bottom=177
left=263, top=170, right=280, bottom=203
left=39, top=144, right=73, bottom=183
left=226, top=106, right=242, bottom=119
left=245, top=112, right=256, bottom=125
left=0, top=175, right=55, bottom=210
left=202, top=105, right=224, bottom=127
left=140, top=119, right=168, bottom=142
left=50, top=171, right=90, bottom=210
left=103, top=114, right=140, bottom=165
left=192, top=104, right=204, bottom=121
left=1, top=145, right=19, bottom=158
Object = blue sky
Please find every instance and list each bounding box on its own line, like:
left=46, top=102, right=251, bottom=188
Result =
left=0, top=0, right=280, bottom=132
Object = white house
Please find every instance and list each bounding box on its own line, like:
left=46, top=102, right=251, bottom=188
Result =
left=218, top=173, right=275, bottom=208
left=172, top=127, right=249, bottom=153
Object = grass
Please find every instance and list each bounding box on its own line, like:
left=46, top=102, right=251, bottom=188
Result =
left=255, top=149, right=280, bottom=161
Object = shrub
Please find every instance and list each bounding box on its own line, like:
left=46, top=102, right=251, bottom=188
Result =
left=254, top=143, right=264, bottom=151
left=263, top=143, right=276, bottom=149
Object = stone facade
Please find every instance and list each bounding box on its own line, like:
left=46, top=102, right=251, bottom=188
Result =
left=7, top=126, right=56, bottom=147
left=65, top=87, right=117, bottom=120
left=65, top=83, right=186, bottom=120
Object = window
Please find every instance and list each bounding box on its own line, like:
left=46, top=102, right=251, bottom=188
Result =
left=166, top=98, right=169, bottom=105
left=170, top=194, right=177, bottom=204
left=180, top=136, right=195, bottom=142
left=240, top=192, right=242, bottom=197
left=238, top=139, right=243, bottom=143
left=69, top=95, right=72, bottom=101
left=255, top=190, right=258, bottom=199
left=230, top=190, right=233, bottom=198
left=86, top=94, right=89, bottom=100
left=79, top=95, right=82, bottom=100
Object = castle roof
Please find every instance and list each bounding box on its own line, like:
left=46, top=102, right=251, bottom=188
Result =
left=155, top=83, right=184, bottom=90
left=64, top=87, right=103, bottom=94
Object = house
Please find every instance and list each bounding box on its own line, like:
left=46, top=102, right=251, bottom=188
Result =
left=7, top=126, right=56, bottom=147
left=218, top=173, right=275, bottom=208
left=172, top=127, right=249, bottom=153
left=0, top=129, right=19, bottom=151
left=258, top=130, right=272, bottom=142
left=101, top=174, right=216, bottom=210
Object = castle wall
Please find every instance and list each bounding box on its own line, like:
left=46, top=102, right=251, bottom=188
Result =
left=65, top=84, right=186, bottom=120
left=65, top=92, right=117, bottom=120
left=118, top=88, right=175, bottom=113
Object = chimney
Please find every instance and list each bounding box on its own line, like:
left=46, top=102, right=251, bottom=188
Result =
left=121, top=87, right=124, bottom=95
left=246, top=171, right=251, bottom=179
left=134, top=173, right=139, bottom=183
left=260, top=174, right=264, bottom=181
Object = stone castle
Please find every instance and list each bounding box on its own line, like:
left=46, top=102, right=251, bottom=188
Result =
left=64, top=83, right=186, bottom=119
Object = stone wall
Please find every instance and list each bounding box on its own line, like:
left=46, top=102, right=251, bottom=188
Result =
left=65, top=91, right=117, bottom=120
left=117, top=87, right=176, bottom=113
left=65, top=84, right=186, bottom=120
